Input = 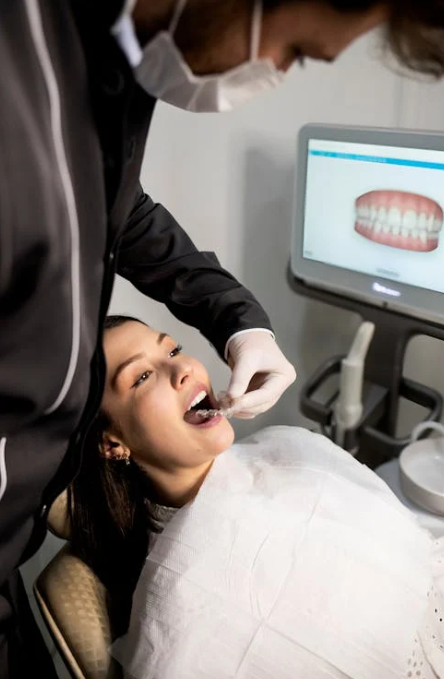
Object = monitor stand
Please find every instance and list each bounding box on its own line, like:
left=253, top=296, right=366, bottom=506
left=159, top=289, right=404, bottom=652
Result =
left=288, top=265, right=444, bottom=468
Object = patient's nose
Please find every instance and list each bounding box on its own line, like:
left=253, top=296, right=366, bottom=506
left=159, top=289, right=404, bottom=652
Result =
left=172, top=358, right=194, bottom=388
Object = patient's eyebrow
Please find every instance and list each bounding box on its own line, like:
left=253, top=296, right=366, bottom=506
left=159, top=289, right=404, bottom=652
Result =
left=157, top=332, right=168, bottom=345
left=112, top=352, right=145, bottom=389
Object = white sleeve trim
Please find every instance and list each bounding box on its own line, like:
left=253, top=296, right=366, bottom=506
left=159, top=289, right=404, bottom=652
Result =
left=224, top=328, right=275, bottom=361
left=0, top=438, right=7, bottom=504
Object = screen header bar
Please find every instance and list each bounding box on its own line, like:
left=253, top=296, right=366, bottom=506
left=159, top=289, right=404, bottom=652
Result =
left=308, top=149, right=444, bottom=171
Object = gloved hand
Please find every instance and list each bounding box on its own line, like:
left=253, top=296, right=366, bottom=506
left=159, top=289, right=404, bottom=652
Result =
left=224, top=330, right=296, bottom=419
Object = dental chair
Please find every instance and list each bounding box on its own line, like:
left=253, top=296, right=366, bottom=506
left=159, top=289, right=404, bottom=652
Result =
left=33, top=493, right=122, bottom=679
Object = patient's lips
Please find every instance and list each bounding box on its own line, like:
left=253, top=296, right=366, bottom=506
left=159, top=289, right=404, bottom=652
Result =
left=354, top=190, right=443, bottom=252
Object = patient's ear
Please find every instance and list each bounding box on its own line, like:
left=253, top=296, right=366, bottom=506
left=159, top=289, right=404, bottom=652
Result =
left=99, top=432, right=131, bottom=463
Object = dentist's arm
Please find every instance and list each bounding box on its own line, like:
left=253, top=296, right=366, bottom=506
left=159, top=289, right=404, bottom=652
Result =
left=117, top=186, right=296, bottom=416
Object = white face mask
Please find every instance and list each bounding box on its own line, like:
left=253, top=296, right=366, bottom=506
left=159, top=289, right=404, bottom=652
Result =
left=135, top=0, right=284, bottom=113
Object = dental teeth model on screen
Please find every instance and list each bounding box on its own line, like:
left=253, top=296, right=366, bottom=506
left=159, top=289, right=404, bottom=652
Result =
left=354, top=190, right=443, bottom=252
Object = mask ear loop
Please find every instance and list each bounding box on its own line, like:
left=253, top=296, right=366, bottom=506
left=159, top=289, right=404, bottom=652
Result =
left=250, top=0, right=263, bottom=61
left=169, top=0, right=189, bottom=35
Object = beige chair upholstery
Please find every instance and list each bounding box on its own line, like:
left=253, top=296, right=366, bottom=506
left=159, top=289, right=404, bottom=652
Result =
left=34, top=493, right=123, bottom=679
left=47, top=490, right=71, bottom=541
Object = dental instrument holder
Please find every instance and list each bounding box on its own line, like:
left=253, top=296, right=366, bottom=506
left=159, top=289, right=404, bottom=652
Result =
left=288, top=267, right=444, bottom=467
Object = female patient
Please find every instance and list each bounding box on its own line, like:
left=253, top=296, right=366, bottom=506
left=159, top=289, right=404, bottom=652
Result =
left=69, top=315, right=444, bottom=679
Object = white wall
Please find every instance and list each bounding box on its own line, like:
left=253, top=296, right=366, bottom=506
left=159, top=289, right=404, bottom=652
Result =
left=24, top=29, right=444, bottom=675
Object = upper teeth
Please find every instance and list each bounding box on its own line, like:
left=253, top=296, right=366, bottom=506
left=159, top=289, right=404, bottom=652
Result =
left=356, top=205, right=443, bottom=237
left=188, top=390, right=207, bottom=410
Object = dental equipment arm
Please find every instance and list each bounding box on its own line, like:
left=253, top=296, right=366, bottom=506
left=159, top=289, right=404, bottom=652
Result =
left=334, top=322, right=375, bottom=451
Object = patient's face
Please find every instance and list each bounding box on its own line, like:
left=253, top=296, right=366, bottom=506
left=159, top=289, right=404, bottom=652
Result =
left=102, top=321, right=235, bottom=471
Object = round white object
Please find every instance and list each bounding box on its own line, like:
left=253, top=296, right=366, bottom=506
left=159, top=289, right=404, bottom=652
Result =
left=399, top=422, right=444, bottom=516
left=376, top=458, right=444, bottom=537
left=399, top=439, right=444, bottom=514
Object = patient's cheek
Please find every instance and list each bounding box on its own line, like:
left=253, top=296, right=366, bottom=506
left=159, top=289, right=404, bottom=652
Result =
left=137, top=388, right=167, bottom=413
left=147, top=398, right=174, bottom=422
left=132, top=391, right=178, bottom=441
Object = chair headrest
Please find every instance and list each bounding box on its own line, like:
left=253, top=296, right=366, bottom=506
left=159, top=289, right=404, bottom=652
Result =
left=47, top=491, right=71, bottom=541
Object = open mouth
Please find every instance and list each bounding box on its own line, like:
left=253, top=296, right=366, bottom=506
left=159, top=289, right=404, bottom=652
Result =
left=354, top=190, right=443, bottom=252
left=184, top=389, right=218, bottom=426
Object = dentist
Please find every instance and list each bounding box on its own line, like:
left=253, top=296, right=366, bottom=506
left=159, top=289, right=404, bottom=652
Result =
left=0, top=0, right=442, bottom=676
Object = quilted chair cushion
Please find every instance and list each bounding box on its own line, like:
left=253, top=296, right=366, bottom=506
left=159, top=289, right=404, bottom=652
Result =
left=35, top=543, right=123, bottom=679
left=47, top=490, right=71, bottom=540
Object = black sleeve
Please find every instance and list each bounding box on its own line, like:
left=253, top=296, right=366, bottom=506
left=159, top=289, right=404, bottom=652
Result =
left=116, top=185, right=272, bottom=357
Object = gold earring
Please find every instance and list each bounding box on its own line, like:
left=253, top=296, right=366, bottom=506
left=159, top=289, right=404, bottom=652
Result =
left=113, top=452, right=130, bottom=466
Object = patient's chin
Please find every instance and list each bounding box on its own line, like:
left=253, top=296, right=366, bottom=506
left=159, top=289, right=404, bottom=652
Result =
left=204, top=418, right=235, bottom=456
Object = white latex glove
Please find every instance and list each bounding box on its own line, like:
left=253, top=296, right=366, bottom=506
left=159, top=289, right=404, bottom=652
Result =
left=224, top=330, right=296, bottom=419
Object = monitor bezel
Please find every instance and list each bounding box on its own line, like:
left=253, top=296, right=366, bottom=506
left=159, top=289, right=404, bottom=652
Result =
left=290, top=124, right=444, bottom=325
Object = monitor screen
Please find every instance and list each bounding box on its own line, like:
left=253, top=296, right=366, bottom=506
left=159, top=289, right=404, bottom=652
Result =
left=291, top=125, right=444, bottom=323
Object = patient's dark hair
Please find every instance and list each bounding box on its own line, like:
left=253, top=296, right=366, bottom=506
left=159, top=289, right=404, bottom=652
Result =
left=263, top=0, right=444, bottom=77
left=68, top=315, right=155, bottom=636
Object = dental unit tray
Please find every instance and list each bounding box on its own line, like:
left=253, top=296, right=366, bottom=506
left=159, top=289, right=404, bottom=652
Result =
left=288, top=124, right=444, bottom=467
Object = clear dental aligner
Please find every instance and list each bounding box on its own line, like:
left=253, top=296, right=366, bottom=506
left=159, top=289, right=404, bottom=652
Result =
left=354, top=190, right=443, bottom=252
left=196, top=391, right=236, bottom=419
left=196, top=408, right=235, bottom=419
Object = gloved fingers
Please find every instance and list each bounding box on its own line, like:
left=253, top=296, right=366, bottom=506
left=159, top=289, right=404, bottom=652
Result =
left=231, top=400, right=277, bottom=419
left=230, top=411, right=257, bottom=420
left=232, top=398, right=279, bottom=417
left=226, top=357, right=259, bottom=401
left=229, top=377, right=284, bottom=416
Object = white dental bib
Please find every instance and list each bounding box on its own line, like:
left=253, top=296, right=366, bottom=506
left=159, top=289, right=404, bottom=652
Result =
left=112, top=426, right=435, bottom=679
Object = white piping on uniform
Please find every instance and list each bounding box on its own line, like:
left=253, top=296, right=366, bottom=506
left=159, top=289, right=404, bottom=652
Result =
left=24, top=0, right=81, bottom=415
left=0, top=438, right=7, bottom=504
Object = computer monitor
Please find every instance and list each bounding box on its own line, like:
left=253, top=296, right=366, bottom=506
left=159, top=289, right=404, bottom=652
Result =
left=291, top=124, right=444, bottom=324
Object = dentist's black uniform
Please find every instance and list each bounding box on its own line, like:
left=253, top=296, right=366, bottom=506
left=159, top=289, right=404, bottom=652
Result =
left=0, top=1, right=272, bottom=675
